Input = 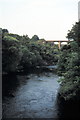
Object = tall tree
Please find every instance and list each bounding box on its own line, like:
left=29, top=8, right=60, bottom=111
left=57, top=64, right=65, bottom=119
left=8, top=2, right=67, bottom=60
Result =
left=66, top=21, right=80, bottom=46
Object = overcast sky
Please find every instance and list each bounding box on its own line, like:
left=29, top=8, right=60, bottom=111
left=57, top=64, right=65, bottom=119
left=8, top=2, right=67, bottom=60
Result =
left=0, top=0, right=79, bottom=40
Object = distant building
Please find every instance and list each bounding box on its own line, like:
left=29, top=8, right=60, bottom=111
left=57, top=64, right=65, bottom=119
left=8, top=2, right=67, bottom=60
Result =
left=78, top=1, right=80, bottom=21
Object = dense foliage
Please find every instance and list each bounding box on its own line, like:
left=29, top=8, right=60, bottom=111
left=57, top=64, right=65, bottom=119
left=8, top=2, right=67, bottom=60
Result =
left=58, top=21, right=80, bottom=101
left=66, top=21, right=80, bottom=46
left=2, top=29, right=59, bottom=73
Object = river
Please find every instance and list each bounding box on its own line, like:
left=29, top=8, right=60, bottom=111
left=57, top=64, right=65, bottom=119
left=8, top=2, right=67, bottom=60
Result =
left=2, top=68, right=60, bottom=118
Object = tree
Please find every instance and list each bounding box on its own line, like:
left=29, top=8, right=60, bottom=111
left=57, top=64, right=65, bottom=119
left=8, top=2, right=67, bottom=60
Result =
left=58, top=21, right=80, bottom=101
left=66, top=21, right=80, bottom=46
left=31, top=35, right=39, bottom=41
left=2, top=35, right=22, bottom=72
left=2, top=29, right=9, bottom=38
left=2, top=29, right=9, bottom=34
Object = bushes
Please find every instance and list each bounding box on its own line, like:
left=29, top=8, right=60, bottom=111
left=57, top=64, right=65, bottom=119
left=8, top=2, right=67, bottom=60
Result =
left=57, top=45, right=71, bottom=75
left=2, top=35, right=22, bottom=72
left=2, top=29, right=59, bottom=73
left=59, top=43, right=80, bottom=100
left=19, top=46, right=43, bottom=71
left=58, top=40, right=80, bottom=101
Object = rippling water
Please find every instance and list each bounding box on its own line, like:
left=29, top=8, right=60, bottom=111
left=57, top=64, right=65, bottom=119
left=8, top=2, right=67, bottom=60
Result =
left=3, top=71, right=60, bottom=118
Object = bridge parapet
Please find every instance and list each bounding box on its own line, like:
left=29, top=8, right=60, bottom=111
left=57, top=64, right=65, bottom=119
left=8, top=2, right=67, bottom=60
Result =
left=45, top=40, right=69, bottom=49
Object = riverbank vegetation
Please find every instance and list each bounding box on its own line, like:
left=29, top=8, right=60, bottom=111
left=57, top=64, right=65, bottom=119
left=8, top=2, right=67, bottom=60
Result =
left=2, top=21, right=80, bottom=118
left=58, top=21, right=80, bottom=101
left=2, top=29, right=59, bottom=74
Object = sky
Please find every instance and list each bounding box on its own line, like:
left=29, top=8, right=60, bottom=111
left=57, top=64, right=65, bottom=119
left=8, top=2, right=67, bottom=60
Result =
left=0, top=0, right=79, bottom=40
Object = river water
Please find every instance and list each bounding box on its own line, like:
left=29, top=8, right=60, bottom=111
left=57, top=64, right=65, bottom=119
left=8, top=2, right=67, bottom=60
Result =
left=2, top=69, right=60, bottom=118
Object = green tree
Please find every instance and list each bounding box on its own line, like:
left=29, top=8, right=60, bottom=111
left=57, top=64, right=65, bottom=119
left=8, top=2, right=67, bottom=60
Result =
left=2, top=35, right=22, bottom=72
left=58, top=21, right=80, bottom=101
left=67, top=21, right=80, bottom=46
left=31, top=35, right=39, bottom=41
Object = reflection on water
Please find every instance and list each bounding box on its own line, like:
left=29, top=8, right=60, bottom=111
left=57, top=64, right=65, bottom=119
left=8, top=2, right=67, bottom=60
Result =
left=2, top=71, right=60, bottom=118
